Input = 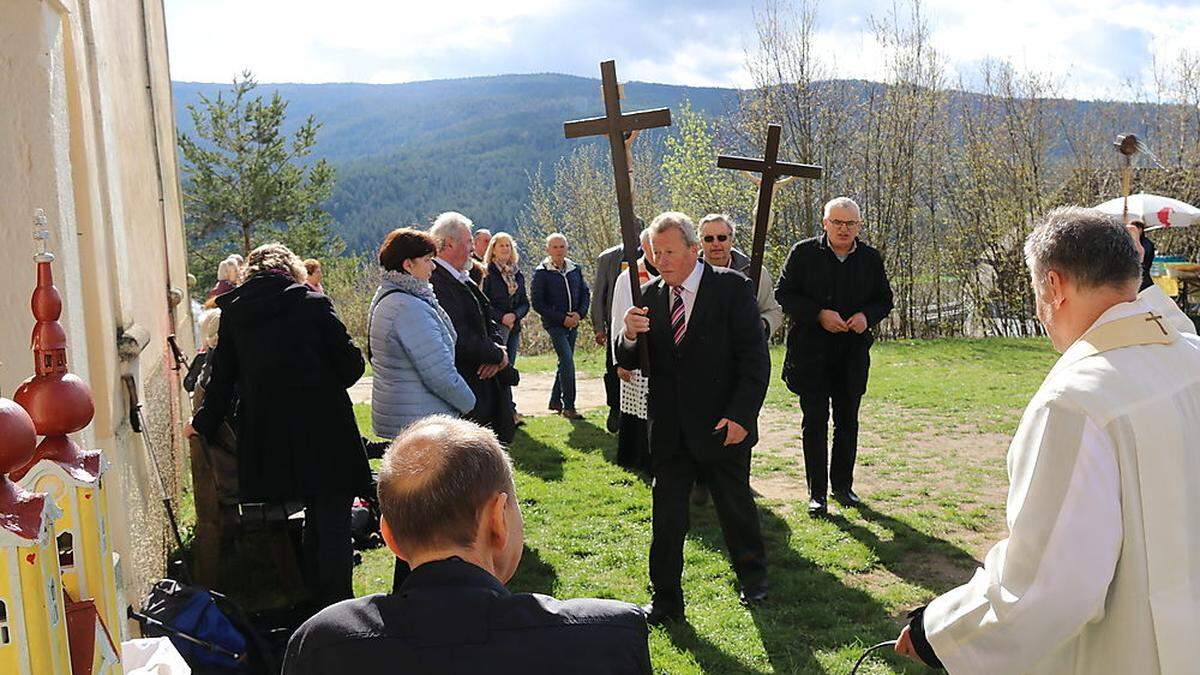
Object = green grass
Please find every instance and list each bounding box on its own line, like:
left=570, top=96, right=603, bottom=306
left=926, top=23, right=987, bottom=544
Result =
left=178, top=337, right=1059, bottom=672
left=515, top=347, right=607, bottom=377
left=348, top=337, right=1059, bottom=673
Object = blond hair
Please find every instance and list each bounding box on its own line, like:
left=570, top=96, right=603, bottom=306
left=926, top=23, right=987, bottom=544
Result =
left=483, top=231, right=520, bottom=268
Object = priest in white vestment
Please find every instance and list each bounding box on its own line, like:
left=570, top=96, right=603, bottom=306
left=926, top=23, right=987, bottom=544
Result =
left=896, top=208, right=1200, bottom=674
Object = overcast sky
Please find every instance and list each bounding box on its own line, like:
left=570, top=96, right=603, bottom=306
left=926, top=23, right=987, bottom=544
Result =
left=164, top=0, right=1197, bottom=100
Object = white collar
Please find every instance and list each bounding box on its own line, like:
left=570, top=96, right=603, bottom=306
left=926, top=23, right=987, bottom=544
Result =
left=670, top=261, right=704, bottom=294
left=435, top=256, right=469, bottom=283
left=1084, top=296, right=1150, bottom=334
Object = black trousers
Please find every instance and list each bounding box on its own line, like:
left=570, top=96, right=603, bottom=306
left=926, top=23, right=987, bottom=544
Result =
left=799, top=386, right=863, bottom=499
left=604, top=337, right=621, bottom=410
left=649, top=443, right=766, bottom=610
left=616, top=414, right=650, bottom=471
left=302, top=494, right=354, bottom=610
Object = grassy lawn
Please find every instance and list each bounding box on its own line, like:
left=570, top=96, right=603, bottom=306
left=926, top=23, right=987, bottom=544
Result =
left=351, top=336, right=1058, bottom=674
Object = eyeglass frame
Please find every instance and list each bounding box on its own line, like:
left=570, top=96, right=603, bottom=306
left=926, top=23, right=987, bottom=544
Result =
left=827, top=219, right=864, bottom=230
left=702, top=234, right=730, bottom=243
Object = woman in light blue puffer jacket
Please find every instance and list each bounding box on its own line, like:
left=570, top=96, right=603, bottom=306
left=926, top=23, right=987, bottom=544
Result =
left=368, top=228, right=475, bottom=439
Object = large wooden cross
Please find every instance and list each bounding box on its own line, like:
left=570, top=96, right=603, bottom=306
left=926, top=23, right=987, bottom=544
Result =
left=564, top=60, right=671, bottom=367
left=717, top=124, right=822, bottom=288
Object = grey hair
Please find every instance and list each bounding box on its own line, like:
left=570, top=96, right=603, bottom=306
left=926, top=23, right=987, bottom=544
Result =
left=217, top=257, right=240, bottom=284
left=649, top=211, right=699, bottom=247
left=698, top=213, right=736, bottom=238
left=1023, top=206, right=1140, bottom=292
left=545, top=232, right=567, bottom=246
left=823, top=197, right=861, bottom=219
left=244, top=242, right=307, bottom=282
left=430, top=212, right=474, bottom=251
left=198, top=308, right=222, bottom=349
left=473, top=228, right=492, bottom=240
left=639, top=226, right=652, bottom=247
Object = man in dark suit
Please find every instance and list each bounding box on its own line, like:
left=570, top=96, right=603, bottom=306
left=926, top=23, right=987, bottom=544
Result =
left=617, top=212, right=771, bottom=625
left=428, top=212, right=515, bottom=443
left=775, top=197, right=893, bottom=517
left=283, top=416, right=652, bottom=674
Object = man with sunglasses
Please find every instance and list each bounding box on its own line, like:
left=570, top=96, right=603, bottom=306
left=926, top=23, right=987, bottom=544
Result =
left=698, top=214, right=785, bottom=339
left=775, top=197, right=893, bottom=517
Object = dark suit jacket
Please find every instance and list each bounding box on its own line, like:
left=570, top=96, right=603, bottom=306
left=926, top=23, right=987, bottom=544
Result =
left=430, top=263, right=514, bottom=440
left=615, top=263, right=770, bottom=462
left=591, top=244, right=637, bottom=335
left=283, top=558, right=652, bottom=675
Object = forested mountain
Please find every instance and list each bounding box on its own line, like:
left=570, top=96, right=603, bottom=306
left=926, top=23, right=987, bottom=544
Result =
left=172, top=74, right=739, bottom=251
left=172, top=73, right=1146, bottom=253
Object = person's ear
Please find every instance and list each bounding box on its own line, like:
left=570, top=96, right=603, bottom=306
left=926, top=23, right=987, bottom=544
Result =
left=487, top=492, right=510, bottom=552
left=380, top=517, right=409, bottom=563
left=1046, top=269, right=1065, bottom=307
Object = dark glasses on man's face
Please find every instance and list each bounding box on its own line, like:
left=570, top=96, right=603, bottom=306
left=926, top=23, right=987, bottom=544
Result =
left=703, top=234, right=729, bottom=243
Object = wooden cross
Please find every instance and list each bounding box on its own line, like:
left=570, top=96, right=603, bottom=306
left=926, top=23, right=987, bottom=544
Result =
left=564, top=60, right=671, bottom=367
left=717, top=124, right=822, bottom=288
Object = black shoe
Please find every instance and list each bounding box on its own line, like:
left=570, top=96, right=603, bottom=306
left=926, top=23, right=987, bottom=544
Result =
left=642, top=602, right=684, bottom=626
left=690, top=484, right=710, bottom=506
left=833, top=489, right=861, bottom=506
left=739, top=583, right=769, bottom=606
left=549, top=401, right=563, bottom=412
left=606, top=408, right=621, bottom=433
left=808, top=497, right=828, bottom=517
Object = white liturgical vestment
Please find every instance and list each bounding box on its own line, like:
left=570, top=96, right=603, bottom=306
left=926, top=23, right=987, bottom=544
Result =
left=923, top=286, right=1200, bottom=674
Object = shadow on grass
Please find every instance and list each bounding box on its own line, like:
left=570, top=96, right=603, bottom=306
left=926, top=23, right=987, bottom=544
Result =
left=830, top=502, right=981, bottom=596
left=508, top=544, right=560, bottom=597
left=508, top=427, right=567, bottom=481
left=566, top=418, right=651, bottom=484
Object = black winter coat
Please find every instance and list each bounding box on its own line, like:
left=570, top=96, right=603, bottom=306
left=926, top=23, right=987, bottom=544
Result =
left=481, top=263, right=530, bottom=327
left=430, top=263, right=516, bottom=442
left=191, top=272, right=369, bottom=502
left=775, top=235, right=894, bottom=396
left=615, top=263, right=770, bottom=462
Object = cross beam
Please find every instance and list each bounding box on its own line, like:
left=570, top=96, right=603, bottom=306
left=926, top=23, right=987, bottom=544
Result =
left=717, top=124, right=822, bottom=288
left=564, top=60, right=671, bottom=368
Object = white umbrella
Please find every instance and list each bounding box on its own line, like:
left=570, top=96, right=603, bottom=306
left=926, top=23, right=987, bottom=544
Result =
left=1094, top=193, right=1200, bottom=229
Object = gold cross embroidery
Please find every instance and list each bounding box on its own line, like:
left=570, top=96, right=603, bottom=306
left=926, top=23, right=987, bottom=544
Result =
left=1146, top=313, right=1168, bottom=335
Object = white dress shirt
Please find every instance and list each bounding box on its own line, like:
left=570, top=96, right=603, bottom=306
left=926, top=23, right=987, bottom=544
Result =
left=435, top=256, right=470, bottom=284
left=622, top=261, right=703, bottom=345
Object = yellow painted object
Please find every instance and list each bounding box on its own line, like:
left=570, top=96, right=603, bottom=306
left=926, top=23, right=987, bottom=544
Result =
left=1154, top=275, right=1180, bottom=297
left=19, top=455, right=124, bottom=667
left=0, top=499, right=71, bottom=675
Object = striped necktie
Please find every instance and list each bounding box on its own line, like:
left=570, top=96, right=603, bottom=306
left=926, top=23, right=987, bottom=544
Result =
left=671, top=286, right=686, bottom=345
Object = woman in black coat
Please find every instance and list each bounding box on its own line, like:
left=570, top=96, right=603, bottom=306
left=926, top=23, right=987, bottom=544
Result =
left=187, top=243, right=368, bottom=610
left=481, top=233, right=529, bottom=422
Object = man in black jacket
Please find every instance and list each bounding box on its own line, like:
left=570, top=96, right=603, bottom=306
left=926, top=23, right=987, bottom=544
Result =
left=775, top=197, right=894, bottom=517
left=283, top=416, right=652, bottom=674
left=618, top=212, right=771, bottom=624
left=429, top=212, right=515, bottom=443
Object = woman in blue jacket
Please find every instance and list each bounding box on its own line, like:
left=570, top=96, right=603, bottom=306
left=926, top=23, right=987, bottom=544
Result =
left=368, top=228, right=476, bottom=440
left=530, top=232, right=590, bottom=419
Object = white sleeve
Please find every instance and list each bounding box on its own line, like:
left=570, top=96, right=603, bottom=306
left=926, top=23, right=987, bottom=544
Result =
left=611, top=272, right=636, bottom=353
left=923, top=407, right=1121, bottom=674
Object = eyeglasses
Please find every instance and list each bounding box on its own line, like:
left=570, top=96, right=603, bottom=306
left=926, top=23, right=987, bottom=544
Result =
left=828, top=219, right=863, bottom=229
left=702, top=234, right=729, bottom=243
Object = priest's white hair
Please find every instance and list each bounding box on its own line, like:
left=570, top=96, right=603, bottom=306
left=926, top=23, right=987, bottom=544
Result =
left=1024, top=206, right=1140, bottom=291
left=430, top=211, right=473, bottom=251
left=649, top=211, right=699, bottom=247
left=823, top=196, right=861, bottom=219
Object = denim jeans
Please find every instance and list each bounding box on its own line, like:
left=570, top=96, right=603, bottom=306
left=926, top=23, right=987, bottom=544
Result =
left=547, top=325, right=578, bottom=409
left=503, top=321, right=521, bottom=366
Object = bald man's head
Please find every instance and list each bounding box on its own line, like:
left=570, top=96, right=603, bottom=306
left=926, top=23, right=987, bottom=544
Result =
left=377, top=416, right=516, bottom=551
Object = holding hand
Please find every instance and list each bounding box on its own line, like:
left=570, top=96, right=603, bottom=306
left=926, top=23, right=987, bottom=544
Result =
left=623, top=306, right=650, bottom=341
left=184, top=422, right=200, bottom=438
left=563, top=312, right=580, bottom=329
left=818, top=309, right=849, bottom=333
left=715, top=418, right=747, bottom=446
left=595, top=331, right=607, bottom=346
left=501, top=313, right=516, bottom=329
left=847, top=312, right=868, bottom=334
left=616, top=366, right=633, bottom=382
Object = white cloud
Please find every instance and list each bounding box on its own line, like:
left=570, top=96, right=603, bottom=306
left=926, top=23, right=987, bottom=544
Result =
left=164, top=0, right=1200, bottom=99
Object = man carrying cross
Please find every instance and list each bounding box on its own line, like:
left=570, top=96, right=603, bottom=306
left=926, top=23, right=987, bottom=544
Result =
left=775, top=197, right=893, bottom=517
left=618, top=212, right=771, bottom=625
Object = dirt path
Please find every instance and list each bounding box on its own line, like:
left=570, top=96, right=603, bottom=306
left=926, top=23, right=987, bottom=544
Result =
left=350, top=371, right=608, bottom=416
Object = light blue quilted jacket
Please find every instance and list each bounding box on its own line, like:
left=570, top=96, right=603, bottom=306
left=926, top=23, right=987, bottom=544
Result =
left=369, top=272, right=476, bottom=439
